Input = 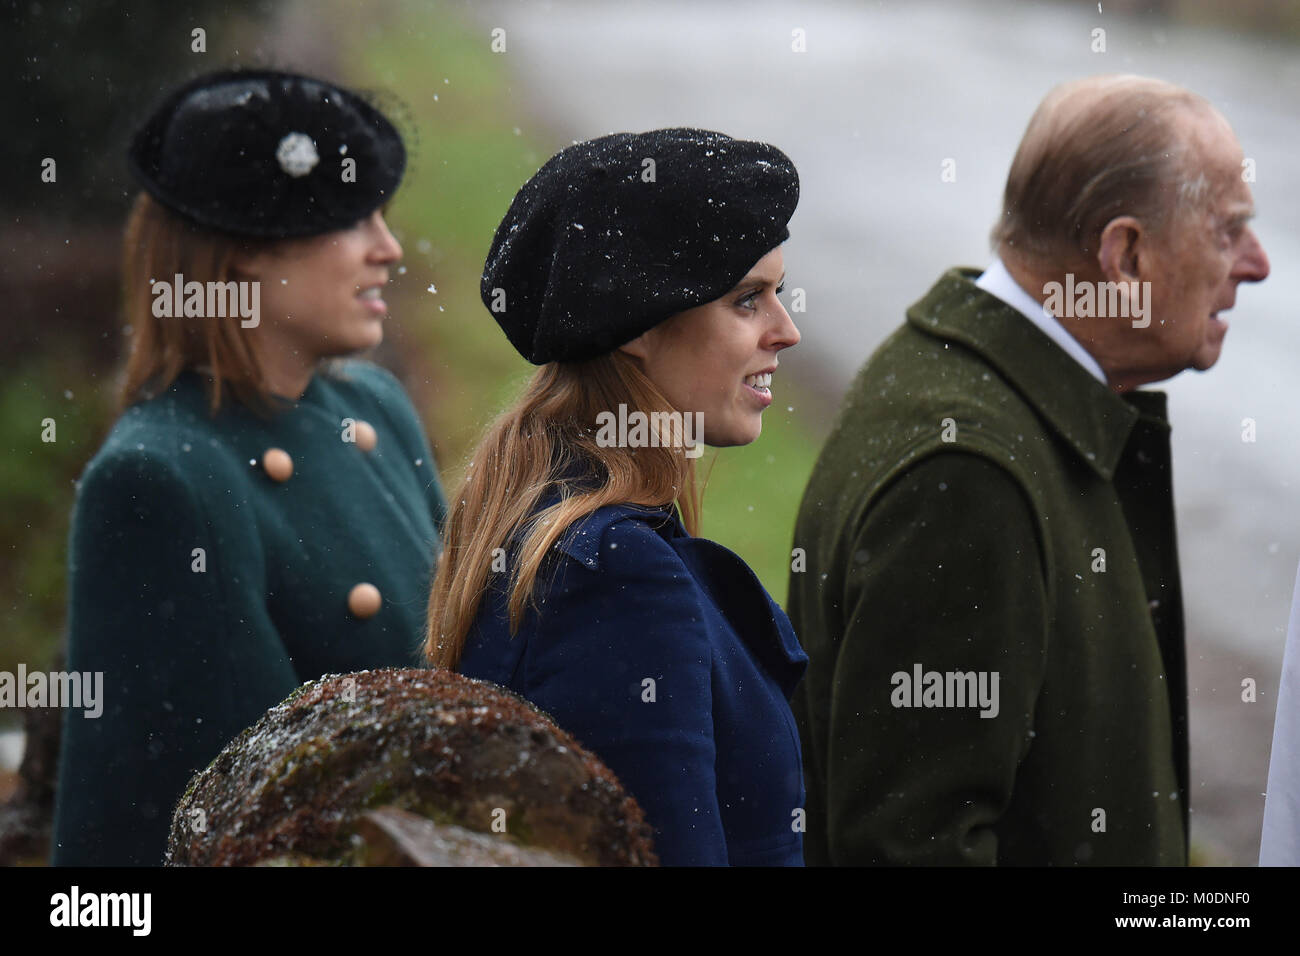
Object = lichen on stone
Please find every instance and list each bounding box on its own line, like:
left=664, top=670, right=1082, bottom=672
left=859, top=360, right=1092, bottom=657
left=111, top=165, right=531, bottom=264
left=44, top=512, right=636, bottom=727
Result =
left=166, top=668, right=657, bottom=866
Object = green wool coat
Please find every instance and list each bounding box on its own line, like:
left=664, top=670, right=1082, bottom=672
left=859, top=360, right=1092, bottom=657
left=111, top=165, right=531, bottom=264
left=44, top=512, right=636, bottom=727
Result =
left=789, top=268, right=1189, bottom=866
left=51, top=360, right=448, bottom=866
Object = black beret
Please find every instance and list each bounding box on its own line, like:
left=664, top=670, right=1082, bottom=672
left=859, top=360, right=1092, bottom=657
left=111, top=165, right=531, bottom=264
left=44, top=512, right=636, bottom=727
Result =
left=128, top=69, right=405, bottom=238
left=481, top=128, right=799, bottom=364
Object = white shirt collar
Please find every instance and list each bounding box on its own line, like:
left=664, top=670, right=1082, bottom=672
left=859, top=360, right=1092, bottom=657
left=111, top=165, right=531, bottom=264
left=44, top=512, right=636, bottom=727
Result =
left=975, top=257, right=1108, bottom=385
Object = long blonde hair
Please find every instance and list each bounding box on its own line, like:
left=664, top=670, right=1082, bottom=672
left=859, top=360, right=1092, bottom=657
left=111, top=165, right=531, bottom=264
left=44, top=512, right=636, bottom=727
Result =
left=425, top=349, right=706, bottom=669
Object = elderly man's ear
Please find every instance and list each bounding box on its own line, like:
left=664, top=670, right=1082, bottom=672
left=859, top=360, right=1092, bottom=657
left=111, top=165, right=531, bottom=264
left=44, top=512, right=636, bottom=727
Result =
left=1096, top=216, right=1145, bottom=283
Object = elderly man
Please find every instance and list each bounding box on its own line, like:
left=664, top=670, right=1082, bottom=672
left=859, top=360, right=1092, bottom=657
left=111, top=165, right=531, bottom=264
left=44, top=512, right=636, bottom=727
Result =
left=789, top=74, right=1269, bottom=866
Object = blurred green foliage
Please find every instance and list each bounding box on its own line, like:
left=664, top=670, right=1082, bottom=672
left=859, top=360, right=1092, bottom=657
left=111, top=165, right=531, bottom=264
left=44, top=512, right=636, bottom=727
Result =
left=0, top=359, right=112, bottom=689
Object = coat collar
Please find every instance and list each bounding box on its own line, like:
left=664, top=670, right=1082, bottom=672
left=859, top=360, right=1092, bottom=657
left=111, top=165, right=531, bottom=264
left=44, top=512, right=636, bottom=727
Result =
left=552, top=501, right=681, bottom=570
left=906, top=267, right=1167, bottom=481
left=552, top=497, right=807, bottom=698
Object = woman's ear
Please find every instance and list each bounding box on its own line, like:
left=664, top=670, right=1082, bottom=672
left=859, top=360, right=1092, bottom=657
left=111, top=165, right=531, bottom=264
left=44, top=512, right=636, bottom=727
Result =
left=229, top=248, right=267, bottom=280
left=617, top=330, right=652, bottom=363
left=231, top=239, right=292, bottom=280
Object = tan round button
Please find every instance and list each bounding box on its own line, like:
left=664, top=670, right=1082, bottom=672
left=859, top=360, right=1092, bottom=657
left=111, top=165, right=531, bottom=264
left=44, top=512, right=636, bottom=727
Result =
left=262, top=447, right=293, bottom=482
left=348, top=582, right=382, bottom=619
left=354, top=420, right=378, bottom=452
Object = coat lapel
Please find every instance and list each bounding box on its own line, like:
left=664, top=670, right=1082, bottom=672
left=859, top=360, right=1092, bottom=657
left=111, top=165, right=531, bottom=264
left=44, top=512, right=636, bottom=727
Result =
left=552, top=498, right=808, bottom=699
left=666, top=528, right=808, bottom=700
left=906, top=267, right=1143, bottom=481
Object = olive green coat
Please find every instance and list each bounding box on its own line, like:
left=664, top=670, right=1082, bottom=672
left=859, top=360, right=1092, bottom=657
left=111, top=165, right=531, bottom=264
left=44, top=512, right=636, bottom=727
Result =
left=788, top=268, right=1189, bottom=866
left=51, top=360, right=447, bottom=866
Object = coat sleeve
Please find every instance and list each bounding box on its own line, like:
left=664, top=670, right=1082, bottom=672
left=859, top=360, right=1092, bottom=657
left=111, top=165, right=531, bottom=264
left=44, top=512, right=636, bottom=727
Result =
left=519, top=518, right=728, bottom=866
left=51, top=448, right=301, bottom=866
left=819, top=452, right=1049, bottom=865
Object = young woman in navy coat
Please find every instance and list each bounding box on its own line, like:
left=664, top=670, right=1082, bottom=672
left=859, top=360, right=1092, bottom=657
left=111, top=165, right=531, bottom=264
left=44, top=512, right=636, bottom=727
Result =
left=425, top=129, right=807, bottom=866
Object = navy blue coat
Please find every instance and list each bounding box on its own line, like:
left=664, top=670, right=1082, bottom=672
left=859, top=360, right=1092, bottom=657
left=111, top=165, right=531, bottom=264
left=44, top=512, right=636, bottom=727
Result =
left=458, top=499, right=808, bottom=866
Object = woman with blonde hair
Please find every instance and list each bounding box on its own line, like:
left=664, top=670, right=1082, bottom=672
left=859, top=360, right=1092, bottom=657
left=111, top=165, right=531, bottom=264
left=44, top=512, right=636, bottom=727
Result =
left=52, top=69, right=448, bottom=865
left=426, top=129, right=807, bottom=866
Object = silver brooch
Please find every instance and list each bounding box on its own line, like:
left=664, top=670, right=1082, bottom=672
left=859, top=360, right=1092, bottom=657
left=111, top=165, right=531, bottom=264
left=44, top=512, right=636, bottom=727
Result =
left=276, top=132, right=319, bottom=177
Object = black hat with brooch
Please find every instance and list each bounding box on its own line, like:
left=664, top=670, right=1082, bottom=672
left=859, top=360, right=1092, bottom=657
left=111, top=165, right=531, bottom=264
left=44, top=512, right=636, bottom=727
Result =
left=128, top=68, right=405, bottom=238
left=482, top=128, right=799, bottom=365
